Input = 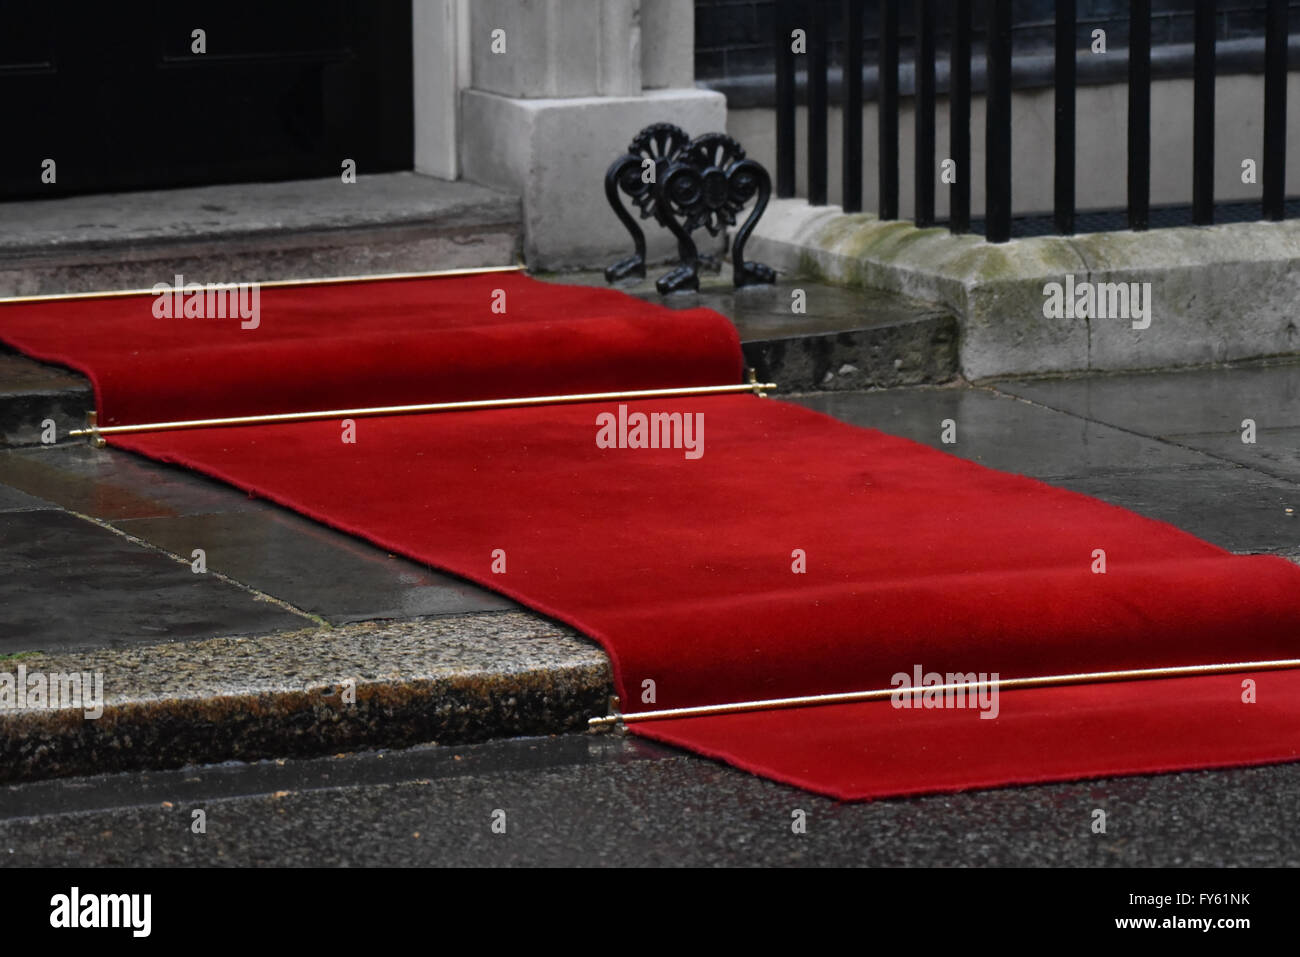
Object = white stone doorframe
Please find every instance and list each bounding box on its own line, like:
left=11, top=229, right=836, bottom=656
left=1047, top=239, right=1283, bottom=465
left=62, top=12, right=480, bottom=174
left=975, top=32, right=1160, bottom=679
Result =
left=413, top=0, right=471, bottom=182
left=410, top=0, right=727, bottom=269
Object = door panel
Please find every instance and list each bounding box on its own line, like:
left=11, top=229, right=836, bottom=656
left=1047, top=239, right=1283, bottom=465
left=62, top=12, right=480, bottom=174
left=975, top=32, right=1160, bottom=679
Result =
left=0, top=1, right=412, bottom=199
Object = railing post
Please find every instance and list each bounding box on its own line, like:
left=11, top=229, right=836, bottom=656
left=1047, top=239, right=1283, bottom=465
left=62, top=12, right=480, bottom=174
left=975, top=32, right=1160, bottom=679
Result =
left=1192, top=0, right=1216, bottom=225
left=807, top=0, right=829, bottom=205
left=842, top=0, right=864, bottom=213
left=949, top=0, right=971, bottom=234
left=1263, top=0, right=1287, bottom=221
left=774, top=0, right=796, bottom=199
left=985, top=0, right=1012, bottom=243
left=1054, top=0, right=1076, bottom=236
left=879, top=0, right=899, bottom=220
left=914, top=1, right=936, bottom=227
left=1128, top=0, right=1151, bottom=231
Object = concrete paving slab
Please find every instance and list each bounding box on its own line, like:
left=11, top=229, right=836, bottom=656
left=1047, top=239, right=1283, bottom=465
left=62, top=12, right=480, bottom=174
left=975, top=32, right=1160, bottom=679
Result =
left=0, top=445, right=271, bottom=521
left=791, top=386, right=1215, bottom=479
left=1, top=734, right=1296, bottom=866
left=113, top=511, right=516, bottom=625
left=993, top=359, right=1300, bottom=437
left=0, top=444, right=521, bottom=625
left=1168, top=426, right=1300, bottom=484
left=1055, top=466, right=1300, bottom=555
left=0, top=510, right=311, bottom=654
left=0, top=483, right=53, bottom=512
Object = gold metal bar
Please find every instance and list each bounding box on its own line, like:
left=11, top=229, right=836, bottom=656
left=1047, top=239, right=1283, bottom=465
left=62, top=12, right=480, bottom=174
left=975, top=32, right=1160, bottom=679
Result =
left=0, top=263, right=526, bottom=305
left=587, top=657, right=1300, bottom=729
left=69, top=381, right=779, bottom=438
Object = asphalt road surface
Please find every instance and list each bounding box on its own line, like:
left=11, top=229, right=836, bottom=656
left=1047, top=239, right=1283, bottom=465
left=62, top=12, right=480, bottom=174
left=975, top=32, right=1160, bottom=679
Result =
left=2, top=734, right=1297, bottom=867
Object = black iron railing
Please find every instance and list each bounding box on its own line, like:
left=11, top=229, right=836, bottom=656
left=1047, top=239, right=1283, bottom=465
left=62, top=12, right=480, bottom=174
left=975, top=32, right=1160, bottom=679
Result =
left=772, top=0, right=1292, bottom=242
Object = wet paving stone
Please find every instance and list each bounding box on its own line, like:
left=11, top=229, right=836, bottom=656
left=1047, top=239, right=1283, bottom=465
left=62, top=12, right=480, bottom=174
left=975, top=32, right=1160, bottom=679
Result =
left=0, top=444, right=264, bottom=520
left=791, top=386, right=1214, bottom=479
left=0, top=483, right=53, bottom=512
left=1053, top=466, right=1300, bottom=555
left=1166, top=426, right=1300, bottom=484
left=992, top=360, right=1300, bottom=437
left=0, top=509, right=310, bottom=654
left=1, top=444, right=519, bottom=625
left=113, top=511, right=516, bottom=625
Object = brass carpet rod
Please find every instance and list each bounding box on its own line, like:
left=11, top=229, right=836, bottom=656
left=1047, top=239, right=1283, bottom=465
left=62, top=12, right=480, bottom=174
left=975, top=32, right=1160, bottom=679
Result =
left=71, top=377, right=778, bottom=441
left=0, top=263, right=526, bottom=304
left=588, top=657, right=1300, bottom=730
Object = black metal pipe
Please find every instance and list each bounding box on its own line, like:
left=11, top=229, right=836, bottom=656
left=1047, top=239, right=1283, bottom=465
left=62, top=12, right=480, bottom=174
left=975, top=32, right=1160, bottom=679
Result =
left=1054, top=0, right=1076, bottom=235
left=985, top=0, right=1012, bottom=242
left=808, top=0, right=829, bottom=205
left=774, top=0, right=796, bottom=198
left=1263, top=0, right=1287, bottom=221
left=949, top=0, right=971, bottom=234
left=842, top=0, right=864, bottom=213
left=1192, top=0, right=1216, bottom=225
left=1128, top=0, right=1151, bottom=231
left=914, top=1, right=936, bottom=226
left=879, top=0, right=899, bottom=220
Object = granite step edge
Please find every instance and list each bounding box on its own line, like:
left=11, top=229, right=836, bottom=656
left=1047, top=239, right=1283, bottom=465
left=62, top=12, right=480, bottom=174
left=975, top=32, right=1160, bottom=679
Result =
left=0, top=611, right=615, bottom=784
left=742, top=312, right=960, bottom=392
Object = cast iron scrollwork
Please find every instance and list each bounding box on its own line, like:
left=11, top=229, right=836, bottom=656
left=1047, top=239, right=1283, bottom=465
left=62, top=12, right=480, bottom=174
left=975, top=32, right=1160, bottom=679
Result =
left=603, top=123, right=692, bottom=282
left=604, top=124, right=775, bottom=293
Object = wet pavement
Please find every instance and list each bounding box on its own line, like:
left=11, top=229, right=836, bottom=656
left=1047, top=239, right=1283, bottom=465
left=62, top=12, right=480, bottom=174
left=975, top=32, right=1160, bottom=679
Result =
left=0, top=351, right=1298, bottom=862
left=0, top=443, right=517, bottom=650
left=5, top=359, right=1296, bottom=658
left=1, top=734, right=1296, bottom=867
left=0, top=509, right=307, bottom=653
left=793, top=366, right=1300, bottom=557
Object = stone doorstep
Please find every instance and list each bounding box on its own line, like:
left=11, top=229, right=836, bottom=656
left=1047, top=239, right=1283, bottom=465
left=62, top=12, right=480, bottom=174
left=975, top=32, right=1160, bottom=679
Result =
left=535, top=269, right=962, bottom=393
left=0, top=613, right=613, bottom=785
left=740, top=314, right=959, bottom=393
left=0, top=354, right=93, bottom=448
left=0, top=224, right=524, bottom=301
left=0, top=172, right=523, bottom=297
left=0, top=273, right=963, bottom=447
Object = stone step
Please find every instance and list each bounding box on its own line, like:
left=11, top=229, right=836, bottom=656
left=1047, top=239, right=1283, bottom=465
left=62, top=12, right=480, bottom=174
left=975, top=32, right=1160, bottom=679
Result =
left=0, top=613, right=608, bottom=784
left=539, top=270, right=960, bottom=393
left=0, top=353, right=93, bottom=448
left=1, top=272, right=956, bottom=447
left=0, top=172, right=522, bottom=297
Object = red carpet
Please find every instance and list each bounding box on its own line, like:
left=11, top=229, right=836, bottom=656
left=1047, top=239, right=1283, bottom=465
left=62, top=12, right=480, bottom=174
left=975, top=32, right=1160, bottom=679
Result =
left=4, top=272, right=1300, bottom=800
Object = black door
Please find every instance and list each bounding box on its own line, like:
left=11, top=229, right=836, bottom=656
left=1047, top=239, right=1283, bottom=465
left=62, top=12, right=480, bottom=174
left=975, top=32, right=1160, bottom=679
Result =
left=0, top=0, right=412, bottom=200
